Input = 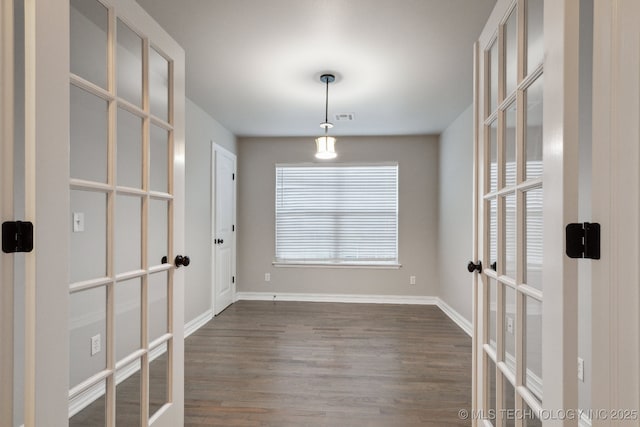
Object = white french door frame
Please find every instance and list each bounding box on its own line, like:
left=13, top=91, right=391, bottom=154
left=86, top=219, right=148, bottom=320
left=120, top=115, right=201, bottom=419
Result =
left=66, top=0, right=186, bottom=425
left=591, top=0, right=640, bottom=422
left=211, top=142, right=237, bottom=316
left=474, top=0, right=581, bottom=425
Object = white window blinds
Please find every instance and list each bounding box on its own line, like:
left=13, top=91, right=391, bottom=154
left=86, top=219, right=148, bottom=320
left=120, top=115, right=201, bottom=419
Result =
left=275, top=164, right=398, bottom=264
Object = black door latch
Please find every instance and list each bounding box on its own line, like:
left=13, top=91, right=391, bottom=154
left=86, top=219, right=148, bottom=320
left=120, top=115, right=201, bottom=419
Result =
left=2, top=221, right=34, bottom=253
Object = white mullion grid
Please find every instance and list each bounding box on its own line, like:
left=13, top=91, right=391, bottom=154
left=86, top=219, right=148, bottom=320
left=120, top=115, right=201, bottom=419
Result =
left=141, top=32, right=151, bottom=427
left=70, top=74, right=114, bottom=103
left=105, top=3, right=117, bottom=426
left=117, top=97, right=146, bottom=120
left=116, top=186, right=147, bottom=197
left=69, top=277, right=113, bottom=294
left=150, top=115, right=173, bottom=132
left=115, top=269, right=146, bottom=282
left=483, top=178, right=542, bottom=200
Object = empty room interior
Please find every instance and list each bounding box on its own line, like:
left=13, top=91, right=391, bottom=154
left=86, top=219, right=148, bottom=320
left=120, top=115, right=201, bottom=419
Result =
left=4, top=0, right=640, bottom=426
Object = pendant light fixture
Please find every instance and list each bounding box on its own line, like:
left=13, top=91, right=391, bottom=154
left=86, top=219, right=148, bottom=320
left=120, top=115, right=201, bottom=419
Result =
left=315, top=73, right=337, bottom=159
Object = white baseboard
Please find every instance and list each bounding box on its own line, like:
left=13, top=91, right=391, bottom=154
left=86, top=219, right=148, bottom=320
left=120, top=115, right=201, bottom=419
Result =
left=235, top=291, right=439, bottom=305
left=436, top=298, right=473, bottom=336
left=184, top=309, right=213, bottom=338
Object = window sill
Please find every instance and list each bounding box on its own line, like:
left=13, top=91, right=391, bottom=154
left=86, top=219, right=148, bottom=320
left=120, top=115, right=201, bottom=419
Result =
left=272, top=261, right=402, bottom=270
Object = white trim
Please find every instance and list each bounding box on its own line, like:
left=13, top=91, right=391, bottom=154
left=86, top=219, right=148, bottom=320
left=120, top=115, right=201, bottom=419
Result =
left=184, top=309, right=213, bottom=338
left=236, top=292, right=438, bottom=306
left=436, top=299, right=473, bottom=337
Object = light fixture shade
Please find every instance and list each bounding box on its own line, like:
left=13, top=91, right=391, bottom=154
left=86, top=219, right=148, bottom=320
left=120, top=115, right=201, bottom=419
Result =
left=315, top=136, right=337, bottom=159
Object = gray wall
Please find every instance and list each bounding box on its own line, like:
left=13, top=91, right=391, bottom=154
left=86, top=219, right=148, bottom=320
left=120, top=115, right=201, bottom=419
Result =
left=236, top=135, right=439, bottom=297
left=184, top=98, right=236, bottom=324
left=437, top=105, right=474, bottom=321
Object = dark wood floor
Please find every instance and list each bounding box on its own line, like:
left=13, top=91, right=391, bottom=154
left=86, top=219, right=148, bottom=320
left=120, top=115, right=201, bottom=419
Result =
left=185, top=301, right=472, bottom=426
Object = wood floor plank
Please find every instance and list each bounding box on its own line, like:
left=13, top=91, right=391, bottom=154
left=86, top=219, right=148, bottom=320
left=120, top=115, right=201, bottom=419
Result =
left=184, top=301, right=472, bottom=427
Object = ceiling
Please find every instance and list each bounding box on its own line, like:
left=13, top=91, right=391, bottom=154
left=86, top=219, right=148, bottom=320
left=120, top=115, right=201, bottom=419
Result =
left=136, top=0, right=496, bottom=137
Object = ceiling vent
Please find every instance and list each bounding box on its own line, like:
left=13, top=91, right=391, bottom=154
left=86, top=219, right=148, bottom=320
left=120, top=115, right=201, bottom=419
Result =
left=335, top=113, right=355, bottom=122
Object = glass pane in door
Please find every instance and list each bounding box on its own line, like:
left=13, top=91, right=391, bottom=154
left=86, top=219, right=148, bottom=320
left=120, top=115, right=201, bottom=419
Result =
left=489, top=120, right=498, bottom=192
left=69, top=286, right=107, bottom=389
left=487, top=357, right=497, bottom=423
left=115, top=195, right=142, bottom=274
left=489, top=278, right=497, bottom=349
left=117, top=108, right=143, bottom=189
left=502, top=376, right=516, bottom=427
left=525, top=296, right=543, bottom=401
left=504, top=285, right=516, bottom=372
left=504, top=193, right=517, bottom=278
left=70, top=0, right=108, bottom=88
left=69, top=380, right=107, bottom=427
left=525, top=76, right=544, bottom=180
left=148, top=199, right=168, bottom=267
left=149, top=48, right=169, bottom=122
left=504, top=7, right=518, bottom=96
left=505, top=102, right=517, bottom=187
left=70, top=190, right=107, bottom=283
left=526, top=0, right=544, bottom=74
left=149, top=342, right=169, bottom=418
left=148, top=272, right=168, bottom=342
left=117, top=19, right=143, bottom=107
left=70, top=86, right=108, bottom=183
left=115, top=278, right=142, bottom=361
left=150, top=125, right=169, bottom=193
left=115, top=359, right=142, bottom=427
left=489, top=40, right=499, bottom=114
left=525, top=188, right=543, bottom=290
left=489, top=198, right=498, bottom=269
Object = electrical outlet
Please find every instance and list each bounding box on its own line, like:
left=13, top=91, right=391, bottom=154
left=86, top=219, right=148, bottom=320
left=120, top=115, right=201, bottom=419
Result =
left=90, top=334, right=101, bottom=356
left=409, top=276, right=416, bottom=285
left=507, top=317, right=514, bottom=334
left=577, top=357, right=584, bottom=382
left=265, top=273, right=271, bottom=282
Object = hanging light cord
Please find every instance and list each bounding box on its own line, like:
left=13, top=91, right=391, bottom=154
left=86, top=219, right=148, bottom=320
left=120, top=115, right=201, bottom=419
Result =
left=324, top=78, right=330, bottom=135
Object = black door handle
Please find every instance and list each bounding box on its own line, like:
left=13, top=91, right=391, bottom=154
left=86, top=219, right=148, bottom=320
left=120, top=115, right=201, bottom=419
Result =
left=175, top=255, right=190, bottom=268
left=467, top=260, right=482, bottom=273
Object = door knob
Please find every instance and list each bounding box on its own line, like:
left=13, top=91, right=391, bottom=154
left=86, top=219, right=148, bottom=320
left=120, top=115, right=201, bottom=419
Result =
left=467, top=260, right=482, bottom=273
left=215, top=238, right=224, bottom=244
left=175, top=255, right=190, bottom=268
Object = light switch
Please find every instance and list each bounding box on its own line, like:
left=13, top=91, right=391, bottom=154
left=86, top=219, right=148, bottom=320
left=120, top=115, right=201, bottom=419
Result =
left=73, top=212, right=85, bottom=232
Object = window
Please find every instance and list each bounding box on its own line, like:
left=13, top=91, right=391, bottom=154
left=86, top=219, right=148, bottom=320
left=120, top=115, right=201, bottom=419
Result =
left=275, top=163, right=399, bottom=266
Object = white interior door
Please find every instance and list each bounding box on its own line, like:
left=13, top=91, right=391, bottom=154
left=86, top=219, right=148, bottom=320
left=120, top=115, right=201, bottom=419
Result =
left=591, top=0, right=640, bottom=421
left=212, top=144, right=236, bottom=316
left=473, top=0, right=581, bottom=425
left=66, top=0, right=185, bottom=425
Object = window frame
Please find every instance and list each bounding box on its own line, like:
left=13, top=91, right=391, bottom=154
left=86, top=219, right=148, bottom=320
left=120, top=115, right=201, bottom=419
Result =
left=273, top=162, right=401, bottom=269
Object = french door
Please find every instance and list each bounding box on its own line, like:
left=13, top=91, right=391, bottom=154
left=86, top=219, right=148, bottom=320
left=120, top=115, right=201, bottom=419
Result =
left=1, top=0, right=186, bottom=425
left=474, top=0, right=580, bottom=426
left=67, top=0, right=185, bottom=425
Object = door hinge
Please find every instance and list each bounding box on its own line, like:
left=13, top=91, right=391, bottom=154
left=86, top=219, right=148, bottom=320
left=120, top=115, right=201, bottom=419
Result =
left=232, top=173, right=235, bottom=181
left=566, top=222, right=600, bottom=259
left=2, top=221, right=34, bottom=253
left=232, top=224, right=235, bottom=232
left=232, top=276, right=235, bottom=283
